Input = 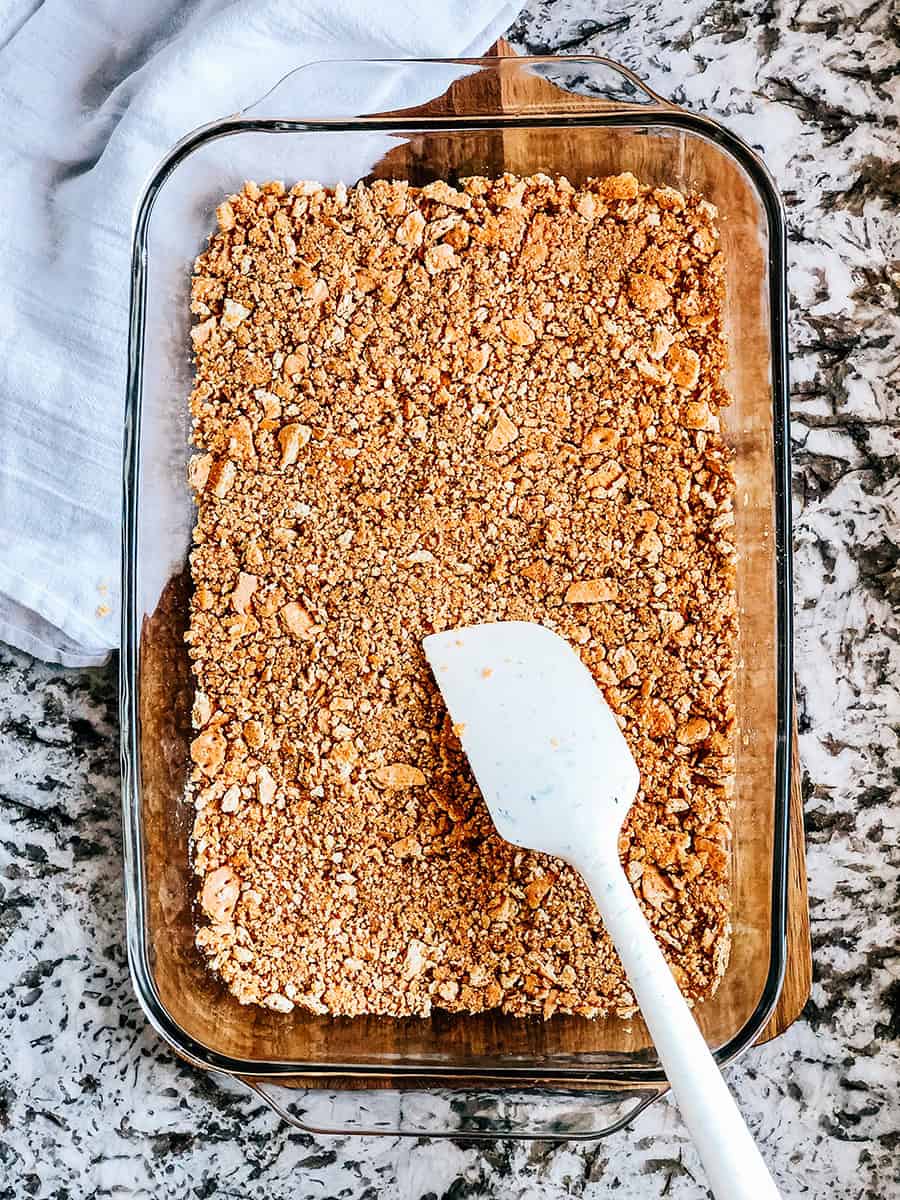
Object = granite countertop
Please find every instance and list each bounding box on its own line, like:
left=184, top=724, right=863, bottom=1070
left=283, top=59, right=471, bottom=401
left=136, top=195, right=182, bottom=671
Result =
left=1, top=1, right=898, bottom=1196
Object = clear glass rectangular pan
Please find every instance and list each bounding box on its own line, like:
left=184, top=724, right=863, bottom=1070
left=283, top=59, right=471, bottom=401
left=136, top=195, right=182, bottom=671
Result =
left=121, top=55, right=792, bottom=1140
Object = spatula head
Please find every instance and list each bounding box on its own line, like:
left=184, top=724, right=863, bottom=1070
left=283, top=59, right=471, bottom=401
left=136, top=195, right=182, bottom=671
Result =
left=423, top=622, right=640, bottom=866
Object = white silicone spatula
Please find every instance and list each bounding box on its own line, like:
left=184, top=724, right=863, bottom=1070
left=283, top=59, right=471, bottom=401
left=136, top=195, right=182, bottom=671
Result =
left=423, top=621, right=780, bottom=1200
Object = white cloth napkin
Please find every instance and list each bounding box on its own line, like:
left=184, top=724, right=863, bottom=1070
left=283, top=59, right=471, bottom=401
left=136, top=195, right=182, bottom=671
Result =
left=0, top=0, right=517, bottom=667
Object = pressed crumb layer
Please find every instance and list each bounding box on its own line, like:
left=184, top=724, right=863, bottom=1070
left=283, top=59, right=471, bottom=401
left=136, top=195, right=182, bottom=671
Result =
left=186, top=172, right=737, bottom=1019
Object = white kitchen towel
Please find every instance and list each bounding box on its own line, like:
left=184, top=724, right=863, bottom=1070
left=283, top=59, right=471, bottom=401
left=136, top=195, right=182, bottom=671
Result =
left=0, top=0, right=517, bottom=667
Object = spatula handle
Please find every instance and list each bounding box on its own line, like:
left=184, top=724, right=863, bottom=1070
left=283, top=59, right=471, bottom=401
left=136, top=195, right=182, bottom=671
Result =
left=580, top=859, right=782, bottom=1200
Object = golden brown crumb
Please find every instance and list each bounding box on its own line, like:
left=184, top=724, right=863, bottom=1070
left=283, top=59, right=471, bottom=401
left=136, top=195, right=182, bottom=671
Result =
left=186, top=172, right=737, bottom=1020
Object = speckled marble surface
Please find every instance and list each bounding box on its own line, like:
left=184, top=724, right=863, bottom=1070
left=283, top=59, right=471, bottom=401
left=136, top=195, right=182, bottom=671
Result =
left=1, top=1, right=898, bottom=1196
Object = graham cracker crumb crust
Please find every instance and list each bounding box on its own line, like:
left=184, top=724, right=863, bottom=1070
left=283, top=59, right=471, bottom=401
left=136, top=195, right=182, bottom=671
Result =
left=186, top=172, right=737, bottom=1020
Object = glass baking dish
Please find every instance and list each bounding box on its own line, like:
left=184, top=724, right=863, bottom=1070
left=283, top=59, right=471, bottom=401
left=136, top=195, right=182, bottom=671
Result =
left=120, top=55, right=792, bottom=1140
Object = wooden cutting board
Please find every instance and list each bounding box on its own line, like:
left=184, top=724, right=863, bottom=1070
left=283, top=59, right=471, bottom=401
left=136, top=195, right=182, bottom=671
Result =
left=381, top=38, right=811, bottom=1044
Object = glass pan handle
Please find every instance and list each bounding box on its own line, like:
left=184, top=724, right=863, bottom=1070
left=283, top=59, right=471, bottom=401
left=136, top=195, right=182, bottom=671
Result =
left=240, top=1077, right=662, bottom=1141
left=240, top=56, right=674, bottom=122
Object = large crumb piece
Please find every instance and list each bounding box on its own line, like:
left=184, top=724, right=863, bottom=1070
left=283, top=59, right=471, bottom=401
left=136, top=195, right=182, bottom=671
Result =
left=187, top=173, right=737, bottom=1020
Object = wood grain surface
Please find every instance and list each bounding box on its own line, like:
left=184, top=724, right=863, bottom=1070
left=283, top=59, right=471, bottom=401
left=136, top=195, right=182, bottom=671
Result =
left=758, top=727, right=810, bottom=1042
